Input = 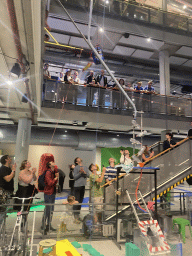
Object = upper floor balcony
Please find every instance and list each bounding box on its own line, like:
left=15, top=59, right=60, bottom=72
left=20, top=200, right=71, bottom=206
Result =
left=42, top=79, right=192, bottom=120
left=57, top=0, right=192, bottom=35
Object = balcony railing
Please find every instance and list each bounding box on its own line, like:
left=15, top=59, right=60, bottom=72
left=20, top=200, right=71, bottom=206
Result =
left=42, top=80, right=192, bottom=117
left=61, top=0, right=192, bottom=33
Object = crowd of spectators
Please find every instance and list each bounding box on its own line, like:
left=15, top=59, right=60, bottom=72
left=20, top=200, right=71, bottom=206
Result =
left=43, top=64, right=156, bottom=94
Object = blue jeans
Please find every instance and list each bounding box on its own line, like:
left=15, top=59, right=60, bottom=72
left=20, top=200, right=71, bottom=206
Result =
left=42, top=194, right=55, bottom=227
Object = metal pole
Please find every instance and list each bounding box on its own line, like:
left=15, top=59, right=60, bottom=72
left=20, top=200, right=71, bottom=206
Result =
left=154, top=169, right=158, bottom=218
left=30, top=211, right=36, bottom=256
left=126, top=190, right=140, bottom=224
left=56, top=0, right=137, bottom=119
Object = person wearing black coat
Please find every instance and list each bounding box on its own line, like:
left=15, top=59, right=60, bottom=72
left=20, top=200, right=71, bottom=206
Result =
left=58, top=169, right=65, bottom=193
left=69, top=164, right=75, bottom=195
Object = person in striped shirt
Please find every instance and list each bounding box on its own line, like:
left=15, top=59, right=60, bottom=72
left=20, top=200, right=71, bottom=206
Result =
left=104, top=158, right=117, bottom=183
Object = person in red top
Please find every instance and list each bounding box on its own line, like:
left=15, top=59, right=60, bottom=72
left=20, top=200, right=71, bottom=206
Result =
left=42, top=161, right=59, bottom=235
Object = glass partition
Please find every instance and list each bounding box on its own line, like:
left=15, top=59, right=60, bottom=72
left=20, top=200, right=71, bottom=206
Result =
left=43, top=80, right=192, bottom=118
left=61, top=0, right=192, bottom=33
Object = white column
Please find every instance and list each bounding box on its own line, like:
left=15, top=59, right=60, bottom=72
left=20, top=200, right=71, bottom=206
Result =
left=159, top=50, right=170, bottom=95
left=14, top=118, right=32, bottom=191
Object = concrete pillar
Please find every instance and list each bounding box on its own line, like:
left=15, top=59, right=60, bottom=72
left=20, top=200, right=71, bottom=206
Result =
left=162, top=0, right=167, bottom=11
left=162, top=0, right=167, bottom=26
left=159, top=50, right=170, bottom=95
left=14, top=118, right=32, bottom=191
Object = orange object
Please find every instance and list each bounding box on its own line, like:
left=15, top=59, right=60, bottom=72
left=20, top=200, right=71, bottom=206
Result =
left=82, top=62, right=92, bottom=71
left=65, top=252, right=73, bottom=256
left=139, top=162, right=144, bottom=167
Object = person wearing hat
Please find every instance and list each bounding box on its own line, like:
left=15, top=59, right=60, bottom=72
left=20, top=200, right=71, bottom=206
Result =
left=134, top=81, right=143, bottom=93
left=134, top=81, right=143, bottom=110
left=144, top=80, right=155, bottom=92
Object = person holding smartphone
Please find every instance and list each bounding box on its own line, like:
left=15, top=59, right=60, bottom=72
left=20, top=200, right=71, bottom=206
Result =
left=73, top=157, right=90, bottom=221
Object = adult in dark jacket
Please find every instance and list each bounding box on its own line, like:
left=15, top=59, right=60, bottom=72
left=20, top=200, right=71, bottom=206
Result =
left=69, top=164, right=75, bottom=195
left=73, top=157, right=90, bottom=221
left=96, top=70, right=108, bottom=107
left=0, top=155, right=16, bottom=196
left=58, top=168, right=65, bottom=193
left=163, top=133, right=177, bottom=151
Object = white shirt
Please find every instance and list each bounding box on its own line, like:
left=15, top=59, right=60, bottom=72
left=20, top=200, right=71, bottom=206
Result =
left=73, top=76, right=80, bottom=84
left=100, top=76, right=104, bottom=87
left=120, top=155, right=133, bottom=165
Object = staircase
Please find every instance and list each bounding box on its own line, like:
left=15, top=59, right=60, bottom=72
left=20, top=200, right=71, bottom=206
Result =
left=104, top=138, right=192, bottom=220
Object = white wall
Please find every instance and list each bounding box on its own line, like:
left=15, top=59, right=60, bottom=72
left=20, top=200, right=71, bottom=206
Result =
left=28, top=145, right=97, bottom=189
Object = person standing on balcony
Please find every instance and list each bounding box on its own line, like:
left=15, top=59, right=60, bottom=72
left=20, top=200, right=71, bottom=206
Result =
left=72, top=71, right=80, bottom=84
left=86, top=70, right=95, bottom=85
left=144, top=80, right=155, bottom=93
left=96, top=70, right=108, bottom=88
left=64, top=70, right=72, bottom=83
left=96, top=70, right=108, bottom=107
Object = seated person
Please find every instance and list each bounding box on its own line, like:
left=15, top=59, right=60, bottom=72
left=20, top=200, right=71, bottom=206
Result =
left=62, top=195, right=80, bottom=224
left=142, top=145, right=154, bottom=162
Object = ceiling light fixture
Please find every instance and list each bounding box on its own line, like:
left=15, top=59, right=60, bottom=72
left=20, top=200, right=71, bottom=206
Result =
left=65, top=130, right=67, bottom=133
left=147, top=38, right=151, bottom=42
left=6, top=81, right=13, bottom=85
left=99, top=27, right=104, bottom=33
left=183, top=5, right=187, bottom=9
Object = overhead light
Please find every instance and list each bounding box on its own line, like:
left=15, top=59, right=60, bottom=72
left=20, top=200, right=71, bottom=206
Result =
left=10, top=63, right=21, bottom=77
left=183, top=5, right=187, bottom=9
left=117, top=134, right=119, bottom=137
left=0, top=131, right=3, bottom=139
left=65, top=130, right=67, bottom=133
left=99, top=27, right=104, bottom=33
left=147, top=38, right=151, bottom=42
left=105, top=0, right=109, bottom=4
left=6, top=80, right=13, bottom=85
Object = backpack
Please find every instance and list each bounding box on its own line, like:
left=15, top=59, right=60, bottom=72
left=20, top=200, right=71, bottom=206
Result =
left=38, top=170, right=51, bottom=191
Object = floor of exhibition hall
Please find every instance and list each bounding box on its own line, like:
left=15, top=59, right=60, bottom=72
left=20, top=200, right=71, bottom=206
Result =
left=2, top=181, right=192, bottom=256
